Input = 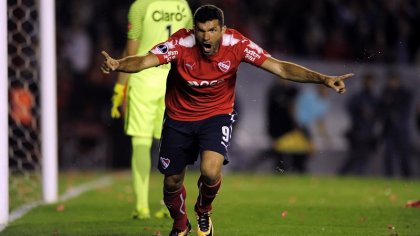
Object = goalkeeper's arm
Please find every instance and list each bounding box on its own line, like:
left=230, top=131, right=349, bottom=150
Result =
left=110, top=40, right=138, bottom=118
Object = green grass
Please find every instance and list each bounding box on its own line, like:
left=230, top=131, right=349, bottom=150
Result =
left=9, top=171, right=108, bottom=211
left=2, top=171, right=420, bottom=236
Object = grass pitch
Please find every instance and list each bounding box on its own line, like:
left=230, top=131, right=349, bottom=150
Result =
left=2, top=171, right=420, bottom=235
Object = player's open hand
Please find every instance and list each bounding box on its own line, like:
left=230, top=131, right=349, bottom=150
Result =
left=324, top=73, right=354, bottom=94
left=101, top=51, right=119, bottom=74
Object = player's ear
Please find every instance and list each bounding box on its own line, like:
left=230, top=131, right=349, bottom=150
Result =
left=221, top=25, right=226, bottom=34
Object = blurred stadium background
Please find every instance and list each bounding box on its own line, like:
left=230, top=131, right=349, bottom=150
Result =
left=4, top=0, right=420, bottom=227
left=48, top=0, right=420, bottom=173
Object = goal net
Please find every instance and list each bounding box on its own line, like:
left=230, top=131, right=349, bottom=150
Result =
left=8, top=0, right=42, bottom=213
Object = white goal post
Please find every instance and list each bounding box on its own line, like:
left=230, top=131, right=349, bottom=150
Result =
left=1, top=0, right=9, bottom=226
left=1, top=0, right=58, bottom=226
left=40, top=0, right=58, bottom=204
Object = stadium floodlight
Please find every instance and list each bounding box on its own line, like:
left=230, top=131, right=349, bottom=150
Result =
left=1, top=0, right=9, bottom=226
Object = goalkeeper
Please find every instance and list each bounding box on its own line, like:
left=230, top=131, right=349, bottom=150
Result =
left=111, top=0, right=193, bottom=219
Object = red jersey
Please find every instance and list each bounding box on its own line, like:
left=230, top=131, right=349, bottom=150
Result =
left=150, top=28, right=270, bottom=121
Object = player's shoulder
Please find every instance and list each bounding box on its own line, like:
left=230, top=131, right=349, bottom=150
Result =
left=226, top=28, right=246, bottom=38
left=128, top=0, right=153, bottom=16
left=171, top=28, right=194, bottom=40
left=222, top=28, right=250, bottom=47
left=129, top=0, right=145, bottom=10
left=166, top=0, right=190, bottom=5
left=169, top=28, right=195, bottom=48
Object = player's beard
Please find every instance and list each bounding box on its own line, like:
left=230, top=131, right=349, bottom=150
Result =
left=200, top=39, right=221, bottom=56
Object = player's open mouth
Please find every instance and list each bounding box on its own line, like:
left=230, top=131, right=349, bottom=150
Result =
left=202, top=43, right=212, bottom=53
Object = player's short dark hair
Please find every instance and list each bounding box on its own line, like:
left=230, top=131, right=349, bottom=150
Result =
left=193, top=4, right=224, bottom=26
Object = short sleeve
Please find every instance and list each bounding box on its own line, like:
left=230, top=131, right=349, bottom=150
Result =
left=150, top=29, right=188, bottom=64
left=240, top=39, right=270, bottom=66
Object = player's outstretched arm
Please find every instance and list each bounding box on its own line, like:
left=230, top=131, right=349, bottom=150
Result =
left=260, top=57, right=354, bottom=94
left=101, top=51, right=160, bottom=74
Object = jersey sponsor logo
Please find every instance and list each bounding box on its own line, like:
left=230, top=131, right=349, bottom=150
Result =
left=247, top=41, right=264, bottom=54
left=187, top=79, right=225, bottom=87
left=163, top=50, right=178, bottom=61
left=244, top=48, right=261, bottom=62
left=160, top=157, right=171, bottom=169
left=218, top=60, right=231, bottom=72
left=152, top=5, right=188, bottom=22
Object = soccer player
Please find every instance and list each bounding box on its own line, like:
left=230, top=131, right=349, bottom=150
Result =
left=110, top=0, right=192, bottom=220
left=102, top=5, right=353, bottom=236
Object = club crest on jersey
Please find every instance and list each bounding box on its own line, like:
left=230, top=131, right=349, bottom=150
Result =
left=218, top=60, right=231, bottom=72
left=160, top=157, right=170, bottom=169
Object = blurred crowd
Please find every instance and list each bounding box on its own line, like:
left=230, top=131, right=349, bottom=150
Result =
left=262, top=70, right=417, bottom=178
left=191, top=0, right=420, bottom=64
left=49, top=0, right=420, bottom=173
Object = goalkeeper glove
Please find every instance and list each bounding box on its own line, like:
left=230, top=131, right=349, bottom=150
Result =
left=111, top=83, right=125, bottom=118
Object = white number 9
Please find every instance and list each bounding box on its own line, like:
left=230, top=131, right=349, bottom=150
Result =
left=222, top=126, right=230, bottom=142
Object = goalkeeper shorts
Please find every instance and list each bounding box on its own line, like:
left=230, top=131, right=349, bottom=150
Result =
left=124, top=83, right=165, bottom=139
